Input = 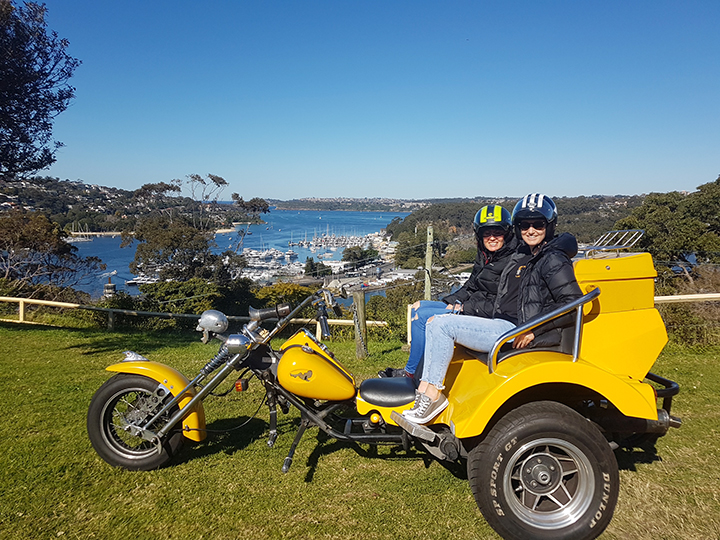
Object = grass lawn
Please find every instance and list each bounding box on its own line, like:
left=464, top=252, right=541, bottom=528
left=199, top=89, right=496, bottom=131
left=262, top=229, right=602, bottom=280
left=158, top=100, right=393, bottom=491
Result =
left=0, top=322, right=718, bottom=539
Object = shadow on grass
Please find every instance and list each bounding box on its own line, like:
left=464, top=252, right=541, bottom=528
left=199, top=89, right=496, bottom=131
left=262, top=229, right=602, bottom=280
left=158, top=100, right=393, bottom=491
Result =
left=72, top=332, right=199, bottom=356
left=367, top=341, right=406, bottom=356
left=1, top=320, right=201, bottom=356
left=151, top=406, right=470, bottom=482
left=176, top=416, right=270, bottom=465
left=301, top=428, right=468, bottom=483
left=614, top=441, right=662, bottom=472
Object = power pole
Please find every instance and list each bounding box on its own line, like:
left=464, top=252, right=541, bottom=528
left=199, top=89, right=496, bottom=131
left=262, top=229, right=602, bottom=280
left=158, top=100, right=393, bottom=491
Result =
left=353, top=290, right=368, bottom=359
left=425, top=226, right=433, bottom=300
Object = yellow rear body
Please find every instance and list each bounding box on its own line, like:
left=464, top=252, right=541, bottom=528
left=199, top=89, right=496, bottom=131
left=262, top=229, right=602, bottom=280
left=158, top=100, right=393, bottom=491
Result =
left=574, top=252, right=667, bottom=380
left=430, top=252, right=666, bottom=438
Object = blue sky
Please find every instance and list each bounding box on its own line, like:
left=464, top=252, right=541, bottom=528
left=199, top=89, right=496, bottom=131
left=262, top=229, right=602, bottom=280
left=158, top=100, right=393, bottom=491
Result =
left=43, top=1, right=719, bottom=200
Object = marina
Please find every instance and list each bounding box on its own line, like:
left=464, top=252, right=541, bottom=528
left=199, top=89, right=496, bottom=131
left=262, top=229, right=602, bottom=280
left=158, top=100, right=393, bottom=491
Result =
left=72, top=209, right=410, bottom=297
left=237, top=230, right=393, bottom=282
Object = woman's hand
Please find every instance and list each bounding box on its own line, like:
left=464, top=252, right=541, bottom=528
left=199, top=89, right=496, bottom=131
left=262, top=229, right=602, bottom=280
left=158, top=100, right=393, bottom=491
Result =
left=513, top=331, right=535, bottom=349
left=445, top=302, right=463, bottom=313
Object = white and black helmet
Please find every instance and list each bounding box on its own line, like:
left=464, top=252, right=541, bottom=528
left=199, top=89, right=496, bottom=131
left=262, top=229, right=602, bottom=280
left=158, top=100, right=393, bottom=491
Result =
left=512, top=193, right=558, bottom=238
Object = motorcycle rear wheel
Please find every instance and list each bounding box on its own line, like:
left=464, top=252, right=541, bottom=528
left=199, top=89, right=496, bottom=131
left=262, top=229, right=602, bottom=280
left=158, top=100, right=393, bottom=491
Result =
left=467, top=401, right=619, bottom=540
left=87, top=374, right=184, bottom=471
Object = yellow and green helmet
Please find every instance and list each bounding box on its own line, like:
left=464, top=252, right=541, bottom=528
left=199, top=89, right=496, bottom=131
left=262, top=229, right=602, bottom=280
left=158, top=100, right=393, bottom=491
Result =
left=473, top=205, right=512, bottom=240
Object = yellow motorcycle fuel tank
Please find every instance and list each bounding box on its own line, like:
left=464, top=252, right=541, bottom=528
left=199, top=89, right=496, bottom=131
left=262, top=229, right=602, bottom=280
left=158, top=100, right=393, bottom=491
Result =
left=278, top=329, right=356, bottom=401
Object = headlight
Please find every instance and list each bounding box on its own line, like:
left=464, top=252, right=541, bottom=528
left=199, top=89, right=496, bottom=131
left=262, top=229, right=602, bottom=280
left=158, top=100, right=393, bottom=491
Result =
left=196, top=310, right=229, bottom=333
left=226, top=334, right=252, bottom=355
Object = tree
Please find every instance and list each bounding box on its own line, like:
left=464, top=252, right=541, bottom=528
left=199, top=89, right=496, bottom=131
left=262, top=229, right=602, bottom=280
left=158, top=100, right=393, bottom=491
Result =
left=133, top=181, right=182, bottom=204
left=0, top=1, right=81, bottom=179
left=232, top=194, right=270, bottom=218
left=254, top=282, right=314, bottom=310
left=304, top=257, right=331, bottom=278
left=615, top=176, right=720, bottom=264
left=341, top=246, right=379, bottom=270
left=0, top=210, right=104, bottom=296
left=124, top=177, right=251, bottom=285
left=393, top=229, right=427, bottom=269
left=186, top=173, right=228, bottom=230
left=128, top=214, right=245, bottom=285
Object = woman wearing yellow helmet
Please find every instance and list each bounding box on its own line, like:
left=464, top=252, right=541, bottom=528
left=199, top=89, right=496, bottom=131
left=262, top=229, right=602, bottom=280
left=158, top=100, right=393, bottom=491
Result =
left=379, top=204, right=516, bottom=379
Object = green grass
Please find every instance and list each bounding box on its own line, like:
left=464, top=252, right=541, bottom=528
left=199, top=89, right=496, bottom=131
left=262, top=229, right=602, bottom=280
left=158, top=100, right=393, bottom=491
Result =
left=0, top=323, right=718, bottom=539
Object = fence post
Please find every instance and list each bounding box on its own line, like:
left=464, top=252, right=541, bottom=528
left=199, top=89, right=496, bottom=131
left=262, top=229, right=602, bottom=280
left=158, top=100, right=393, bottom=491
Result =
left=425, top=226, right=433, bottom=300
left=407, top=303, right=413, bottom=347
left=19, top=299, right=25, bottom=322
left=107, top=310, right=115, bottom=331
left=353, top=290, right=368, bottom=359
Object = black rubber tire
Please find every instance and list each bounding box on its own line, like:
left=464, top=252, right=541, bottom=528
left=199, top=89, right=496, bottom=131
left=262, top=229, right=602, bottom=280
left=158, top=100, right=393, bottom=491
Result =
left=87, top=374, right=184, bottom=471
left=468, top=401, right=619, bottom=540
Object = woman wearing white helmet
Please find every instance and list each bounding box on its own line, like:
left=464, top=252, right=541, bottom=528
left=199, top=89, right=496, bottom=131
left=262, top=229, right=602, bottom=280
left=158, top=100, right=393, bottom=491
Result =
left=403, top=193, right=582, bottom=425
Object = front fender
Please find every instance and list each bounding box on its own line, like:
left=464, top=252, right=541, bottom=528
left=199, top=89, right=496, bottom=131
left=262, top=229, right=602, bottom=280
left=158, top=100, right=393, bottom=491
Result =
left=439, top=352, right=658, bottom=439
left=106, top=361, right=206, bottom=442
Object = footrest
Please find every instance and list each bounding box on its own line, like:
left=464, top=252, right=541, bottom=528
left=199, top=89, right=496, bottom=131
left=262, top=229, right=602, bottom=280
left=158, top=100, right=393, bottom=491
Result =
left=391, top=411, right=437, bottom=442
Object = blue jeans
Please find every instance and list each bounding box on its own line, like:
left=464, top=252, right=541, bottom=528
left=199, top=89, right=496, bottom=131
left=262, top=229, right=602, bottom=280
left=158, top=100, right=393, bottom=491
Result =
left=405, top=300, right=450, bottom=374
left=422, top=313, right=516, bottom=389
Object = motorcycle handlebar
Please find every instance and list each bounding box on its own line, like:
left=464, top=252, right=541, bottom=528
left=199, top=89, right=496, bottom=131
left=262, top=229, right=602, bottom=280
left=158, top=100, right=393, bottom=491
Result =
left=248, top=303, right=292, bottom=321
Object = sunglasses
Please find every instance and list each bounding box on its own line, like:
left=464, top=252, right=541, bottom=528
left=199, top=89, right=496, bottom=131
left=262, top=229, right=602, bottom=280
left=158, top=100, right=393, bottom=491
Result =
left=519, top=220, right=547, bottom=231
left=482, top=228, right=506, bottom=238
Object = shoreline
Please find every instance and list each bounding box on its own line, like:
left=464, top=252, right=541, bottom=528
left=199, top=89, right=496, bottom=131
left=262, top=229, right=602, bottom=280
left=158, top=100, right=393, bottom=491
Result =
left=272, top=206, right=413, bottom=212
left=69, top=228, right=248, bottom=236
left=68, top=231, right=121, bottom=237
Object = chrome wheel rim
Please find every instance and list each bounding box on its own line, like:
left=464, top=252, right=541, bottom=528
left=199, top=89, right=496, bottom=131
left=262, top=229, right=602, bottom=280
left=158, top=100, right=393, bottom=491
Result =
left=503, top=437, right=595, bottom=530
left=99, top=385, right=167, bottom=460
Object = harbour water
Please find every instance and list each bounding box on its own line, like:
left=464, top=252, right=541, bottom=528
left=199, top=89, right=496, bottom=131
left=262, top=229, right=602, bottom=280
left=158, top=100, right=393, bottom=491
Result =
left=73, top=209, right=409, bottom=297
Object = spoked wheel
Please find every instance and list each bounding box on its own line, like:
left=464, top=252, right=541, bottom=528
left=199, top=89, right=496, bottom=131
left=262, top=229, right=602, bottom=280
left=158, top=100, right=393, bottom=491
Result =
left=87, top=374, right=184, bottom=470
left=468, top=401, right=619, bottom=540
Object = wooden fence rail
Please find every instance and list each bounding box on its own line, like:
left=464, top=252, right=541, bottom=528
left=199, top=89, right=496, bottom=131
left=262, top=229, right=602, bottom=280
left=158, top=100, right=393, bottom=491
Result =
left=653, top=293, right=720, bottom=304
left=3, top=293, right=719, bottom=343
left=0, top=296, right=386, bottom=342
left=401, top=293, right=720, bottom=345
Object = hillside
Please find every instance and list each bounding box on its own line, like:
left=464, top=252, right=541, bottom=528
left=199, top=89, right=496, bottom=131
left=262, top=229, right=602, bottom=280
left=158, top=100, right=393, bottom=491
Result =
left=385, top=195, right=644, bottom=244
left=2, top=176, right=644, bottom=242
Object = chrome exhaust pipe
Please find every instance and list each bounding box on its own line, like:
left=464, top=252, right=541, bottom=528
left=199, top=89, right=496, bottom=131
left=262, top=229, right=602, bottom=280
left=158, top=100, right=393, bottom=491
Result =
left=644, top=408, right=682, bottom=433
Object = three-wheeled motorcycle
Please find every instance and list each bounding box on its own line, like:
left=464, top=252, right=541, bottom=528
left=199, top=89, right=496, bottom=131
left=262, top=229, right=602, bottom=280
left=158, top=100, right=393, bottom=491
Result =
left=87, top=231, right=681, bottom=540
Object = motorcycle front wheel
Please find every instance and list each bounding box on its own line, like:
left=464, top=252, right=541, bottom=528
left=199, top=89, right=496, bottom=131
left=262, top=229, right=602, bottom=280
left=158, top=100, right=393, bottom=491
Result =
left=87, top=373, right=184, bottom=471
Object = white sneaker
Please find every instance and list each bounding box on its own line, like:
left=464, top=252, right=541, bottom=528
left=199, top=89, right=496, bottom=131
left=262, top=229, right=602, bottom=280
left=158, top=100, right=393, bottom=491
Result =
left=402, top=393, right=448, bottom=424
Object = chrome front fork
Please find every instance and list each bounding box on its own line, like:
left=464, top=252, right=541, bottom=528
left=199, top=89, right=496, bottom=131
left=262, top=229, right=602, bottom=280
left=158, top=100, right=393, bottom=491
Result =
left=137, top=353, right=243, bottom=447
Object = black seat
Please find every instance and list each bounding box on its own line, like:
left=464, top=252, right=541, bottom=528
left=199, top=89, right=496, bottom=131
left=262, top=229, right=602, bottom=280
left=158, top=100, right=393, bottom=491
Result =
left=358, top=376, right=417, bottom=407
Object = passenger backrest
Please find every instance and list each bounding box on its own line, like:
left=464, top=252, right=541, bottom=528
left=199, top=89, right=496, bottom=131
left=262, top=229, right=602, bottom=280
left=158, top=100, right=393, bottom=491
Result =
left=573, top=252, right=667, bottom=379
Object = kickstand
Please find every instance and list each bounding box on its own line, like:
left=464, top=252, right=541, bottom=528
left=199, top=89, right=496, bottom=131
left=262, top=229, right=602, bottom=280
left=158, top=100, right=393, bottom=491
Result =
left=282, top=416, right=309, bottom=473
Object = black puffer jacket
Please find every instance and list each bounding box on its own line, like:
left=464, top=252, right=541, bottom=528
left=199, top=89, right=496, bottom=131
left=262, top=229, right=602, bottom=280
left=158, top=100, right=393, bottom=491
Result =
left=442, top=236, right=518, bottom=319
left=493, top=232, right=582, bottom=348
